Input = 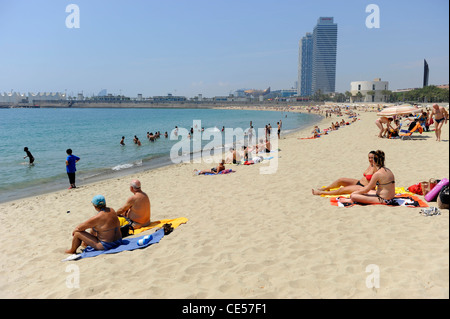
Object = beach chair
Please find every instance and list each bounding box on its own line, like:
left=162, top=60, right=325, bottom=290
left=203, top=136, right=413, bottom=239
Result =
left=399, top=123, right=423, bottom=140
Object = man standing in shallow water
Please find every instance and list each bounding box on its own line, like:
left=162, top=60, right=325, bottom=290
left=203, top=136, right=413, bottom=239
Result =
left=66, top=149, right=80, bottom=189
left=116, top=179, right=151, bottom=229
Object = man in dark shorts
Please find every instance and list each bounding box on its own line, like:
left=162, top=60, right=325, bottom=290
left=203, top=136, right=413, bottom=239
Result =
left=66, top=149, right=80, bottom=189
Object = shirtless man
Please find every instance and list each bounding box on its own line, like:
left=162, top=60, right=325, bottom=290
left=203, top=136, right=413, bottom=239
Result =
left=65, top=195, right=122, bottom=254
left=277, top=121, right=281, bottom=139
left=116, top=179, right=151, bottom=229
left=431, top=104, right=448, bottom=142
left=225, top=148, right=241, bottom=164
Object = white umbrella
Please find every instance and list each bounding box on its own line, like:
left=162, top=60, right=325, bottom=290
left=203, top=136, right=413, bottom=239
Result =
left=377, top=104, right=422, bottom=116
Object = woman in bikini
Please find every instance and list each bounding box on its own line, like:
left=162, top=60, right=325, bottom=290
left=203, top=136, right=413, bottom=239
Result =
left=339, top=150, right=396, bottom=205
left=375, top=116, right=391, bottom=138
left=194, top=160, right=225, bottom=175
left=312, top=151, right=377, bottom=196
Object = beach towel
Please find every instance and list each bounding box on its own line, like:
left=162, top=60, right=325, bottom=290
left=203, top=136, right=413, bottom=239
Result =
left=320, top=187, right=415, bottom=198
left=330, top=194, right=429, bottom=208
left=299, top=136, right=320, bottom=140
left=202, top=169, right=235, bottom=175
left=119, top=216, right=188, bottom=235
left=62, top=228, right=165, bottom=261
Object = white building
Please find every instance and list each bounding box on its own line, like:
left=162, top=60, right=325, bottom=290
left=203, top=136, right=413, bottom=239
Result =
left=350, top=78, right=389, bottom=102
left=28, top=92, right=66, bottom=103
left=0, top=92, right=27, bottom=103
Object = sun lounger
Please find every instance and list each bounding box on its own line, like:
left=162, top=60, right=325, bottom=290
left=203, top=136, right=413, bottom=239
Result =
left=399, top=123, right=423, bottom=140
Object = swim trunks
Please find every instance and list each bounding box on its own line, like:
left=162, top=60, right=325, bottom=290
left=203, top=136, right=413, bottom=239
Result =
left=101, top=239, right=123, bottom=250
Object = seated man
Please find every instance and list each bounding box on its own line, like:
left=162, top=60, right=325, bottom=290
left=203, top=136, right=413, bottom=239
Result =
left=65, top=195, right=122, bottom=254
left=116, top=179, right=151, bottom=229
left=265, top=138, right=271, bottom=152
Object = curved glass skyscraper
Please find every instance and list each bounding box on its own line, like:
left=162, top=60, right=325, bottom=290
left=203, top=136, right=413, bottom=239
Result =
left=297, top=17, right=338, bottom=96
left=312, top=17, right=338, bottom=94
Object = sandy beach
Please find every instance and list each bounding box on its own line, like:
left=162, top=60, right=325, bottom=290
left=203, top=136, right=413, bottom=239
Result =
left=0, top=107, right=448, bottom=299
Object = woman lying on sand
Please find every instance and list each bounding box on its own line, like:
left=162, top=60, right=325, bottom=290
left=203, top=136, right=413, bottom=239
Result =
left=339, top=150, right=396, bottom=205
left=194, top=160, right=225, bottom=175
left=312, top=151, right=377, bottom=196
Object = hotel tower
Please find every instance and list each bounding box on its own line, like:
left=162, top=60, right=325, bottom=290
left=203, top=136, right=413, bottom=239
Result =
left=298, top=17, right=338, bottom=96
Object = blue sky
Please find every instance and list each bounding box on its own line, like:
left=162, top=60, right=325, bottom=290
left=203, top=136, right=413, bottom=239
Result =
left=0, top=0, right=448, bottom=97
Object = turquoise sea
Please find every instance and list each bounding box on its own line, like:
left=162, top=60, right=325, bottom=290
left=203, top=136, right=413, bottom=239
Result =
left=0, top=107, right=321, bottom=202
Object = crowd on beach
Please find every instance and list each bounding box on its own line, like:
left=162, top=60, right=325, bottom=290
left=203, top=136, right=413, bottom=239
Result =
left=53, top=103, right=448, bottom=257
left=375, top=103, right=448, bottom=141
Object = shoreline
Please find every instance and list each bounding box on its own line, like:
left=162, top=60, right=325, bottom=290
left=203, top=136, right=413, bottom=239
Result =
left=0, top=108, right=322, bottom=204
left=0, top=107, right=448, bottom=299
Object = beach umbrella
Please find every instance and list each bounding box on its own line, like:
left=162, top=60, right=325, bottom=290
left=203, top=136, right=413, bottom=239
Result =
left=377, top=104, right=422, bottom=116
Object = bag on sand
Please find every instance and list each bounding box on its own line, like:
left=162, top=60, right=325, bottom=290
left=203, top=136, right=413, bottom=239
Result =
left=438, top=185, right=449, bottom=209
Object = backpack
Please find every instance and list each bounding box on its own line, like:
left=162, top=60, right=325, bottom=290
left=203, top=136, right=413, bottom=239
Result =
left=438, top=185, right=449, bottom=209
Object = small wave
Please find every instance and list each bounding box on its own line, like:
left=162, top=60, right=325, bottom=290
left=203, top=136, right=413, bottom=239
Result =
left=112, top=159, right=144, bottom=171
left=112, top=163, right=134, bottom=171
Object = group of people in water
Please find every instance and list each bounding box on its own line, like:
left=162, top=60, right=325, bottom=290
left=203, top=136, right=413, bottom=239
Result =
left=312, top=150, right=396, bottom=205
left=65, top=179, right=151, bottom=254
left=120, top=120, right=283, bottom=148
left=375, top=104, right=448, bottom=141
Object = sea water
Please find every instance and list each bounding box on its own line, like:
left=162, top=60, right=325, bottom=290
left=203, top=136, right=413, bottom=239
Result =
left=0, top=107, right=321, bottom=202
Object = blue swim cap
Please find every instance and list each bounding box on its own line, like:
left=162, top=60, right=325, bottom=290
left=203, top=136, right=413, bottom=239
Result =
left=92, top=195, right=106, bottom=207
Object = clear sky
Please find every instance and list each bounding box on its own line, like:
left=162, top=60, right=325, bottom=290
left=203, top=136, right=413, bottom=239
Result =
left=0, top=0, right=448, bottom=98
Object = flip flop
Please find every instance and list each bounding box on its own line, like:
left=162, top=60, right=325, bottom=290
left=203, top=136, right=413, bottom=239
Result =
left=61, top=254, right=81, bottom=262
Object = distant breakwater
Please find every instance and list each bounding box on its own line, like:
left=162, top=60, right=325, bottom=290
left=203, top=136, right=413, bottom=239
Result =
left=0, top=101, right=321, bottom=109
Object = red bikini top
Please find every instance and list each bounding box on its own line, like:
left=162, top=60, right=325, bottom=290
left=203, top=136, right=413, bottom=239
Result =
left=364, top=173, right=373, bottom=181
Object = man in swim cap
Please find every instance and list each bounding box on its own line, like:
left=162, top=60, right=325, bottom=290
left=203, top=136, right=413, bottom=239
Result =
left=65, top=195, right=122, bottom=254
left=116, top=179, right=151, bottom=229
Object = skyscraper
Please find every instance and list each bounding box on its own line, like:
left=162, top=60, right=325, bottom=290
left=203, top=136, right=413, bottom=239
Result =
left=423, top=59, right=429, bottom=87
left=311, top=17, right=338, bottom=95
left=297, top=33, right=313, bottom=97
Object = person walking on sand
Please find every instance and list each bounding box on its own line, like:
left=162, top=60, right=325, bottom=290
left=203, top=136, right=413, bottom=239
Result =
left=116, top=179, right=151, bottom=229
left=23, top=147, right=34, bottom=165
left=430, top=104, right=448, bottom=142
left=66, top=149, right=80, bottom=189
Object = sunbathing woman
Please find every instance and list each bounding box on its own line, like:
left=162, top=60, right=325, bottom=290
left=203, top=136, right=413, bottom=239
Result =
left=339, top=150, right=396, bottom=205
left=194, top=160, right=225, bottom=175
left=312, top=151, right=377, bottom=196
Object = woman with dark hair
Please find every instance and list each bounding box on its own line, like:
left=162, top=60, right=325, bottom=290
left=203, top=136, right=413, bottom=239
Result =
left=312, top=151, right=377, bottom=196
left=339, top=150, right=396, bottom=205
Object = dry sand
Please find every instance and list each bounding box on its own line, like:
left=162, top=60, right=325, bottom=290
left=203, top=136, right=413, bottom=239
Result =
left=0, top=109, right=448, bottom=299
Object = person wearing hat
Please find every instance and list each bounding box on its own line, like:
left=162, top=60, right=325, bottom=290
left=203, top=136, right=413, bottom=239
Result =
left=65, top=195, right=122, bottom=254
left=116, top=179, right=151, bottom=229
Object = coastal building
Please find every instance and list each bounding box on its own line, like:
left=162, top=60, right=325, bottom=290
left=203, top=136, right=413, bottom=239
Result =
left=28, top=92, right=66, bottom=103
left=152, top=94, right=186, bottom=103
left=350, top=78, right=389, bottom=102
left=297, top=33, right=313, bottom=97
left=0, top=92, right=67, bottom=105
left=311, top=17, right=338, bottom=95
left=0, top=92, right=27, bottom=104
